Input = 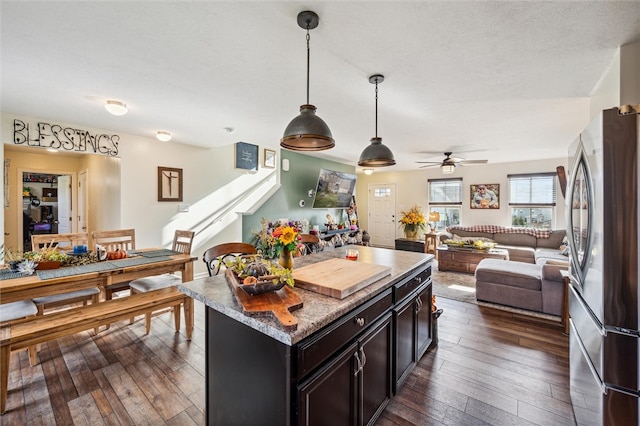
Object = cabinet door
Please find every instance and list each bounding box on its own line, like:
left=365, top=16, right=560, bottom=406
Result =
left=416, top=284, right=433, bottom=359
left=298, top=341, right=359, bottom=426
left=360, top=313, right=393, bottom=426
left=394, top=296, right=417, bottom=391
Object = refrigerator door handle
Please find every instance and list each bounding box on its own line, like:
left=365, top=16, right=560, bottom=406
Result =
left=570, top=284, right=605, bottom=336
left=570, top=318, right=607, bottom=394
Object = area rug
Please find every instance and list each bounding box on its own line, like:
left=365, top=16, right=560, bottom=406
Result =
left=431, top=263, right=560, bottom=322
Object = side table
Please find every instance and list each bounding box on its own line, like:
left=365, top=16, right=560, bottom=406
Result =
left=424, top=232, right=443, bottom=255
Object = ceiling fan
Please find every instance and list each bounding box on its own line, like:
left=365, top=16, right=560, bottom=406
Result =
left=416, top=152, right=488, bottom=173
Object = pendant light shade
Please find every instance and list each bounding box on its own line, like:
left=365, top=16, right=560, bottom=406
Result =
left=281, top=11, right=335, bottom=151
left=358, top=74, right=395, bottom=167
left=281, top=104, right=334, bottom=151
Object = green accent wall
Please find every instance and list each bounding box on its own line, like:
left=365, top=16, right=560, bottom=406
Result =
left=242, top=151, right=356, bottom=243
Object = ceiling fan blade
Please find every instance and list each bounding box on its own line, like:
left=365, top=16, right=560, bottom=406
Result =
left=418, top=164, right=440, bottom=169
left=415, top=161, right=442, bottom=164
left=459, top=159, right=488, bottom=164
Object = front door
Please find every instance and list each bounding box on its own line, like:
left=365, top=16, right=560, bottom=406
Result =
left=368, top=184, right=396, bottom=248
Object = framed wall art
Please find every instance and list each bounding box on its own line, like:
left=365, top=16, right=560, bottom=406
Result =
left=264, top=149, right=276, bottom=168
left=470, top=183, right=500, bottom=209
left=158, top=166, right=183, bottom=202
left=235, top=142, right=259, bottom=171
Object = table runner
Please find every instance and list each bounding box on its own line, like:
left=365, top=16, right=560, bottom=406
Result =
left=0, top=269, right=27, bottom=281
left=36, top=256, right=172, bottom=280
left=138, top=249, right=180, bottom=258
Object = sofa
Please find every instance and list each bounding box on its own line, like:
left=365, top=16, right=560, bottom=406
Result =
left=438, top=226, right=569, bottom=315
left=438, top=225, right=567, bottom=264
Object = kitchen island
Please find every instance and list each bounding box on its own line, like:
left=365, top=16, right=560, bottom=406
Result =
left=179, top=245, right=433, bottom=426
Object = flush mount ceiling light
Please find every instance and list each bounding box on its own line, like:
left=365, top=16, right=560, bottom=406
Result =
left=280, top=11, right=334, bottom=152
left=156, top=131, right=172, bottom=142
left=363, top=168, right=374, bottom=175
left=358, top=74, right=396, bottom=167
left=104, top=100, right=128, bottom=116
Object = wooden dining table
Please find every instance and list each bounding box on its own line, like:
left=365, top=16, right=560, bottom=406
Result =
left=0, top=249, right=197, bottom=316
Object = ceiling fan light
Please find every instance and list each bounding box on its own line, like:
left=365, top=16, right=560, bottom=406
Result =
left=358, top=137, right=396, bottom=167
left=105, top=100, right=128, bottom=116
left=281, top=104, right=334, bottom=151
left=442, top=164, right=455, bottom=174
left=156, top=131, right=172, bottom=142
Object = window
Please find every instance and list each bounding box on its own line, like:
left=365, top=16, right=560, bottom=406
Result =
left=374, top=188, right=391, bottom=197
left=428, top=178, right=462, bottom=230
left=508, top=173, right=556, bottom=229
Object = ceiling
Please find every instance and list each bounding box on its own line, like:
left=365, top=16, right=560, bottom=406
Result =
left=2, top=1, right=640, bottom=171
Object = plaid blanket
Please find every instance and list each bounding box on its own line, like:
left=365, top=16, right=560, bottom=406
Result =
left=446, top=225, right=552, bottom=239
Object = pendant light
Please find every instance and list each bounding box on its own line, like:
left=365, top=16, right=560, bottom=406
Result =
left=358, top=74, right=396, bottom=167
left=281, top=11, right=334, bottom=151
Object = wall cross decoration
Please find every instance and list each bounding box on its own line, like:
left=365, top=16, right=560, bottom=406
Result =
left=158, top=166, right=183, bottom=202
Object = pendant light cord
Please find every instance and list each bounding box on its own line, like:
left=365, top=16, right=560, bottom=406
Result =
left=306, top=25, right=311, bottom=105
left=375, top=80, right=379, bottom=138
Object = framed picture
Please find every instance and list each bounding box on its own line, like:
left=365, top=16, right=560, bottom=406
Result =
left=158, top=166, right=183, bottom=202
left=264, top=149, right=276, bottom=168
left=235, top=142, right=259, bottom=171
left=470, top=183, right=500, bottom=209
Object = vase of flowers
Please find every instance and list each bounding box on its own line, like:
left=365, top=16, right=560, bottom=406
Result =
left=253, top=219, right=302, bottom=269
left=399, top=205, right=427, bottom=239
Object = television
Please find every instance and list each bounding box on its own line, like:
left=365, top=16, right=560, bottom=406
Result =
left=311, top=169, right=357, bottom=208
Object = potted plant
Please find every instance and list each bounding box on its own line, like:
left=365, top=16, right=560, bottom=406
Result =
left=24, top=243, right=68, bottom=270
left=399, top=205, right=427, bottom=239
left=1, top=244, right=24, bottom=271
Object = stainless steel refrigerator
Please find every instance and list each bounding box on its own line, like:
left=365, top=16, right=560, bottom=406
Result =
left=567, top=107, right=639, bottom=425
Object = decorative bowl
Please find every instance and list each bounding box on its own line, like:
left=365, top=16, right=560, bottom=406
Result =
left=240, top=279, right=286, bottom=296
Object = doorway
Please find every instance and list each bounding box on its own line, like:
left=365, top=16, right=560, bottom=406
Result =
left=367, top=183, right=397, bottom=248
left=21, top=171, right=75, bottom=251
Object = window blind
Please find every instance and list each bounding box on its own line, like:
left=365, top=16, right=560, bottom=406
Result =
left=508, top=173, right=556, bottom=206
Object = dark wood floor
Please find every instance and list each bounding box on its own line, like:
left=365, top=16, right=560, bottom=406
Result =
left=2, top=297, right=573, bottom=425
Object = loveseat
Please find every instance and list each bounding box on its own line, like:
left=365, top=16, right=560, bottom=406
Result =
left=438, top=226, right=569, bottom=315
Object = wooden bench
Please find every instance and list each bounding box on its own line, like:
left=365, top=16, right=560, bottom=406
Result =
left=0, top=287, right=193, bottom=414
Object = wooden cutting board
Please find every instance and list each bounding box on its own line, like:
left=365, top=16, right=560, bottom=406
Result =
left=225, top=270, right=303, bottom=331
left=293, top=258, right=391, bottom=299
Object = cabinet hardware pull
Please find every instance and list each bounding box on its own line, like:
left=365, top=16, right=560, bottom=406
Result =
left=416, top=276, right=422, bottom=283
left=355, top=317, right=365, bottom=327
left=359, top=348, right=367, bottom=371
left=416, top=296, right=422, bottom=313
left=354, top=352, right=362, bottom=376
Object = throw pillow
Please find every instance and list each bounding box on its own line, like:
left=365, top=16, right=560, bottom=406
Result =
left=559, top=236, right=569, bottom=256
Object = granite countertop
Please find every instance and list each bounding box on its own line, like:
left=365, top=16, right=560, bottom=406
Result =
left=178, top=245, right=433, bottom=346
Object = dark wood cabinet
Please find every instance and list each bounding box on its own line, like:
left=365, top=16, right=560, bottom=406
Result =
left=298, top=313, right=393, bottom=426
left=394, top=238, right=425, bottom=253
left=394, top=281, right=432, bottom=390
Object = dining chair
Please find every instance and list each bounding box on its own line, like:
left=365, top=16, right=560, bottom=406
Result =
left=202, top=242, right=256, bottom=277
left=129, top=230, right=195, bottom=335
left=30, top=233, right=101, bottom=333
left=31, top=232, right=89, bottom=252
left=298, top=233, right=320, bottom=256
left=91, top=229, right=136, bottom=299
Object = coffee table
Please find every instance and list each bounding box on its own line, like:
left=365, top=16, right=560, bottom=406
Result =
left=436, top=246, right=509, bottom=274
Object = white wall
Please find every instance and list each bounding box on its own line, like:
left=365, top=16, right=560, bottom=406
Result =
left=355, top=157, right=568, bottom=238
